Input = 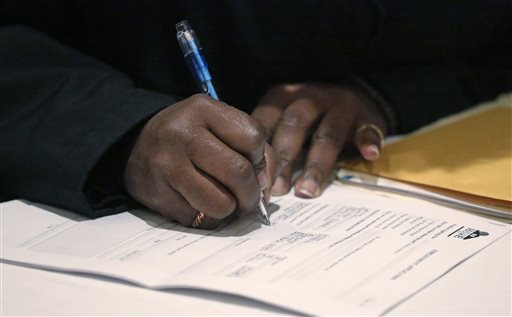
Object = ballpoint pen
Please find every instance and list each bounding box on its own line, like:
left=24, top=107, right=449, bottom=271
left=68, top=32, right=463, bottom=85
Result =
left=176, top=20, right=271, bottom=226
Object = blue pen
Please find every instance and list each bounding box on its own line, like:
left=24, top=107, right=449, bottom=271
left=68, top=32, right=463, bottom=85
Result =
left=176, top=20, right=271, bottom=226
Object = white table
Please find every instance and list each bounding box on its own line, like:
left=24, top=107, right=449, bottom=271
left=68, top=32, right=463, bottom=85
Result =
left=2, top=231, right=510, bottom=316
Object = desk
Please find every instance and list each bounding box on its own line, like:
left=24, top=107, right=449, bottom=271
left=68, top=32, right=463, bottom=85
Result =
left=2, top=231, right=510, bottom=316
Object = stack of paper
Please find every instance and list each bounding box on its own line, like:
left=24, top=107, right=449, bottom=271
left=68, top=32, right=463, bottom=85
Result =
left=2, top=185, right=510, bottom=315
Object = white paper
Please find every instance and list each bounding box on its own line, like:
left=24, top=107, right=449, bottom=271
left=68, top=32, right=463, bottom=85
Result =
left=1, top=185, right=510, bottom=315
left=336, top=169, right=512, bottom=221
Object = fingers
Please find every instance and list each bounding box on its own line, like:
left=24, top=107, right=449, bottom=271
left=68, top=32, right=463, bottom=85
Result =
left=255, top=84, right=388, bottom=200
left=251, top=97, right=288, bottom=140
left=270, top=98, right=322, bottom=195
left=354, top=123, right=385, bottom=161
left=188, top=130, right=263, bottom=215
left=125, top=87, right=389, bottom=229
left=200, top=96, right=267, bottom=168
left=294, top=105, right=356, bottom=198
left=126, top=160, right=222, bottom=229
left=125, top=94, right=271, bottom=230
left=182, top=95, right=270, bottom=216
left=251, top=85, right=298, bottom=139
left=255, top=157, right=269, bottom=191
left=166, top=160, right=237, bottom=216
left=348, top=87, right=388, bottom=161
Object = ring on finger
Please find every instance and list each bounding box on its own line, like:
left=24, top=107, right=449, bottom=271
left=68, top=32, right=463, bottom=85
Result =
left=356, top=123, right=384, bottom=148
left=191, top=211, right=205, bottom=228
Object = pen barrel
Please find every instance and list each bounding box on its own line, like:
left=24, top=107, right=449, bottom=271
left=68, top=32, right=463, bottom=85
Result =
left=184, top=52, right=219, bottom=99
left=177, top=25, right=219, bottom=100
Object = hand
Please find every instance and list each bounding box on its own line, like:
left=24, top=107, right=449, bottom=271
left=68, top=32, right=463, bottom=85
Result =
left=251, top=83, right=387, bottom=198
left=124, top=94, right=281, bottom=229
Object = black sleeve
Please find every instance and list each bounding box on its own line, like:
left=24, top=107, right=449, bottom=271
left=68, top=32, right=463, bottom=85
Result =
left=354, top=0, right=512, bottom=134
left=0, top=26, right=178, bottom=217
left=361, top=57, right=512, bottom=133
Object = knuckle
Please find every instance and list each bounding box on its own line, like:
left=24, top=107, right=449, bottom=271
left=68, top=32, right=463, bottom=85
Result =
left=187, top=94, right=220, bottom=115
left=279, top=113, right=305, bottom=129
left=279, top=103, right=313, bottom=129
left=156, top=117, right=189, bottom=142
left=229, top=156, right=254, bottom=180
left=147, top=152, right=169, bottom=171
left=277, top=83, right=301, bottom=94
left=189, top=93, right=212, bottom=106
left=277, top=150, right=293, bottom=167
left=244, top=122, right=266, bottom=149
left=313, top=129, right=344, bottom=148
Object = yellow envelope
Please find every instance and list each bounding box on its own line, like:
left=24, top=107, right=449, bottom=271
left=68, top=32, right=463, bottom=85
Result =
left=342, top=94, right=512, bottom=203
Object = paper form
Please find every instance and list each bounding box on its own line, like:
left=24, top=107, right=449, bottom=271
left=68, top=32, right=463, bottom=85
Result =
left=1, top=186, right=510, bottom=315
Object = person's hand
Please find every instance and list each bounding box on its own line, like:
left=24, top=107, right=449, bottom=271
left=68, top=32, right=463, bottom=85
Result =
left=124, top=94, right=281, bottom=229
left=251, top=83, right=387, bottom=198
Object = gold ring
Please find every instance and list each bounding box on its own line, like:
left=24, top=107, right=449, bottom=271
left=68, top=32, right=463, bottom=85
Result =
left=191, top=211, right=205, bottom=228
left=356, top=123, right=385, bottom=148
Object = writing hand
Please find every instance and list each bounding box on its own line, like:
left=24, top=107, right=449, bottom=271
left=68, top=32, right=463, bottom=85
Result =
left=124, top=94, right=280, bottom=228
left=252, top=83, right=387, bottom=198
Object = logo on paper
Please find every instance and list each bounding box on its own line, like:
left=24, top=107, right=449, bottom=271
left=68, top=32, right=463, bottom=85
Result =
left=449, top=227, right=489, bottom=240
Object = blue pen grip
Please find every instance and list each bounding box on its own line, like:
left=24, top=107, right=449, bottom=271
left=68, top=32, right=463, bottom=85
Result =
left=184, top=52, right=219, bottom=100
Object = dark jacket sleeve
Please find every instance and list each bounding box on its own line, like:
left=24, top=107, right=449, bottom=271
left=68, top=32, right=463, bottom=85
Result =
left=361, top=58, right=512, bottom=133
left=0, top=26, right=177, bottom=217
left=355, top=0, right=512, bottom=134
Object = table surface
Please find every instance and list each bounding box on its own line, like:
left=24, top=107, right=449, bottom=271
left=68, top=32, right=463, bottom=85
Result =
left=1, top=230, right=510, bottom=316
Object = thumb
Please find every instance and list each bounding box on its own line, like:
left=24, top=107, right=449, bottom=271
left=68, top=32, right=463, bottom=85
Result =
left=260, top=143, right=282, bottom=203
left=354, top=123, right=385, bottom=161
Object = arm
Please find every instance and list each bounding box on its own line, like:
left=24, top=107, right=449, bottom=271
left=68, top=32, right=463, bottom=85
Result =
left=362, top=58, right=512, bottom=133
left=0, top=26, right=281, bottom=228
left=0, top=26, right=176, bottom=217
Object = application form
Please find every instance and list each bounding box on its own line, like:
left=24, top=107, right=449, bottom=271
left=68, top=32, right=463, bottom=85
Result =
left=1, top=185, right=509, bottom=315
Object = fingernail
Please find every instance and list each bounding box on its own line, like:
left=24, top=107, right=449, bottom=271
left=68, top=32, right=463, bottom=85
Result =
left=257, top=171, right=269, bottom=190
left=271, top=176, right=288, bottom=195
left=299, top=179, right=320, bottom=198
left=362, top=144, right=380, bottom=161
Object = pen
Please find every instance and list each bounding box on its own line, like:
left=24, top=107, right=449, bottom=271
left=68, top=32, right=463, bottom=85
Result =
left=176, top=20, right=271, bottom=226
